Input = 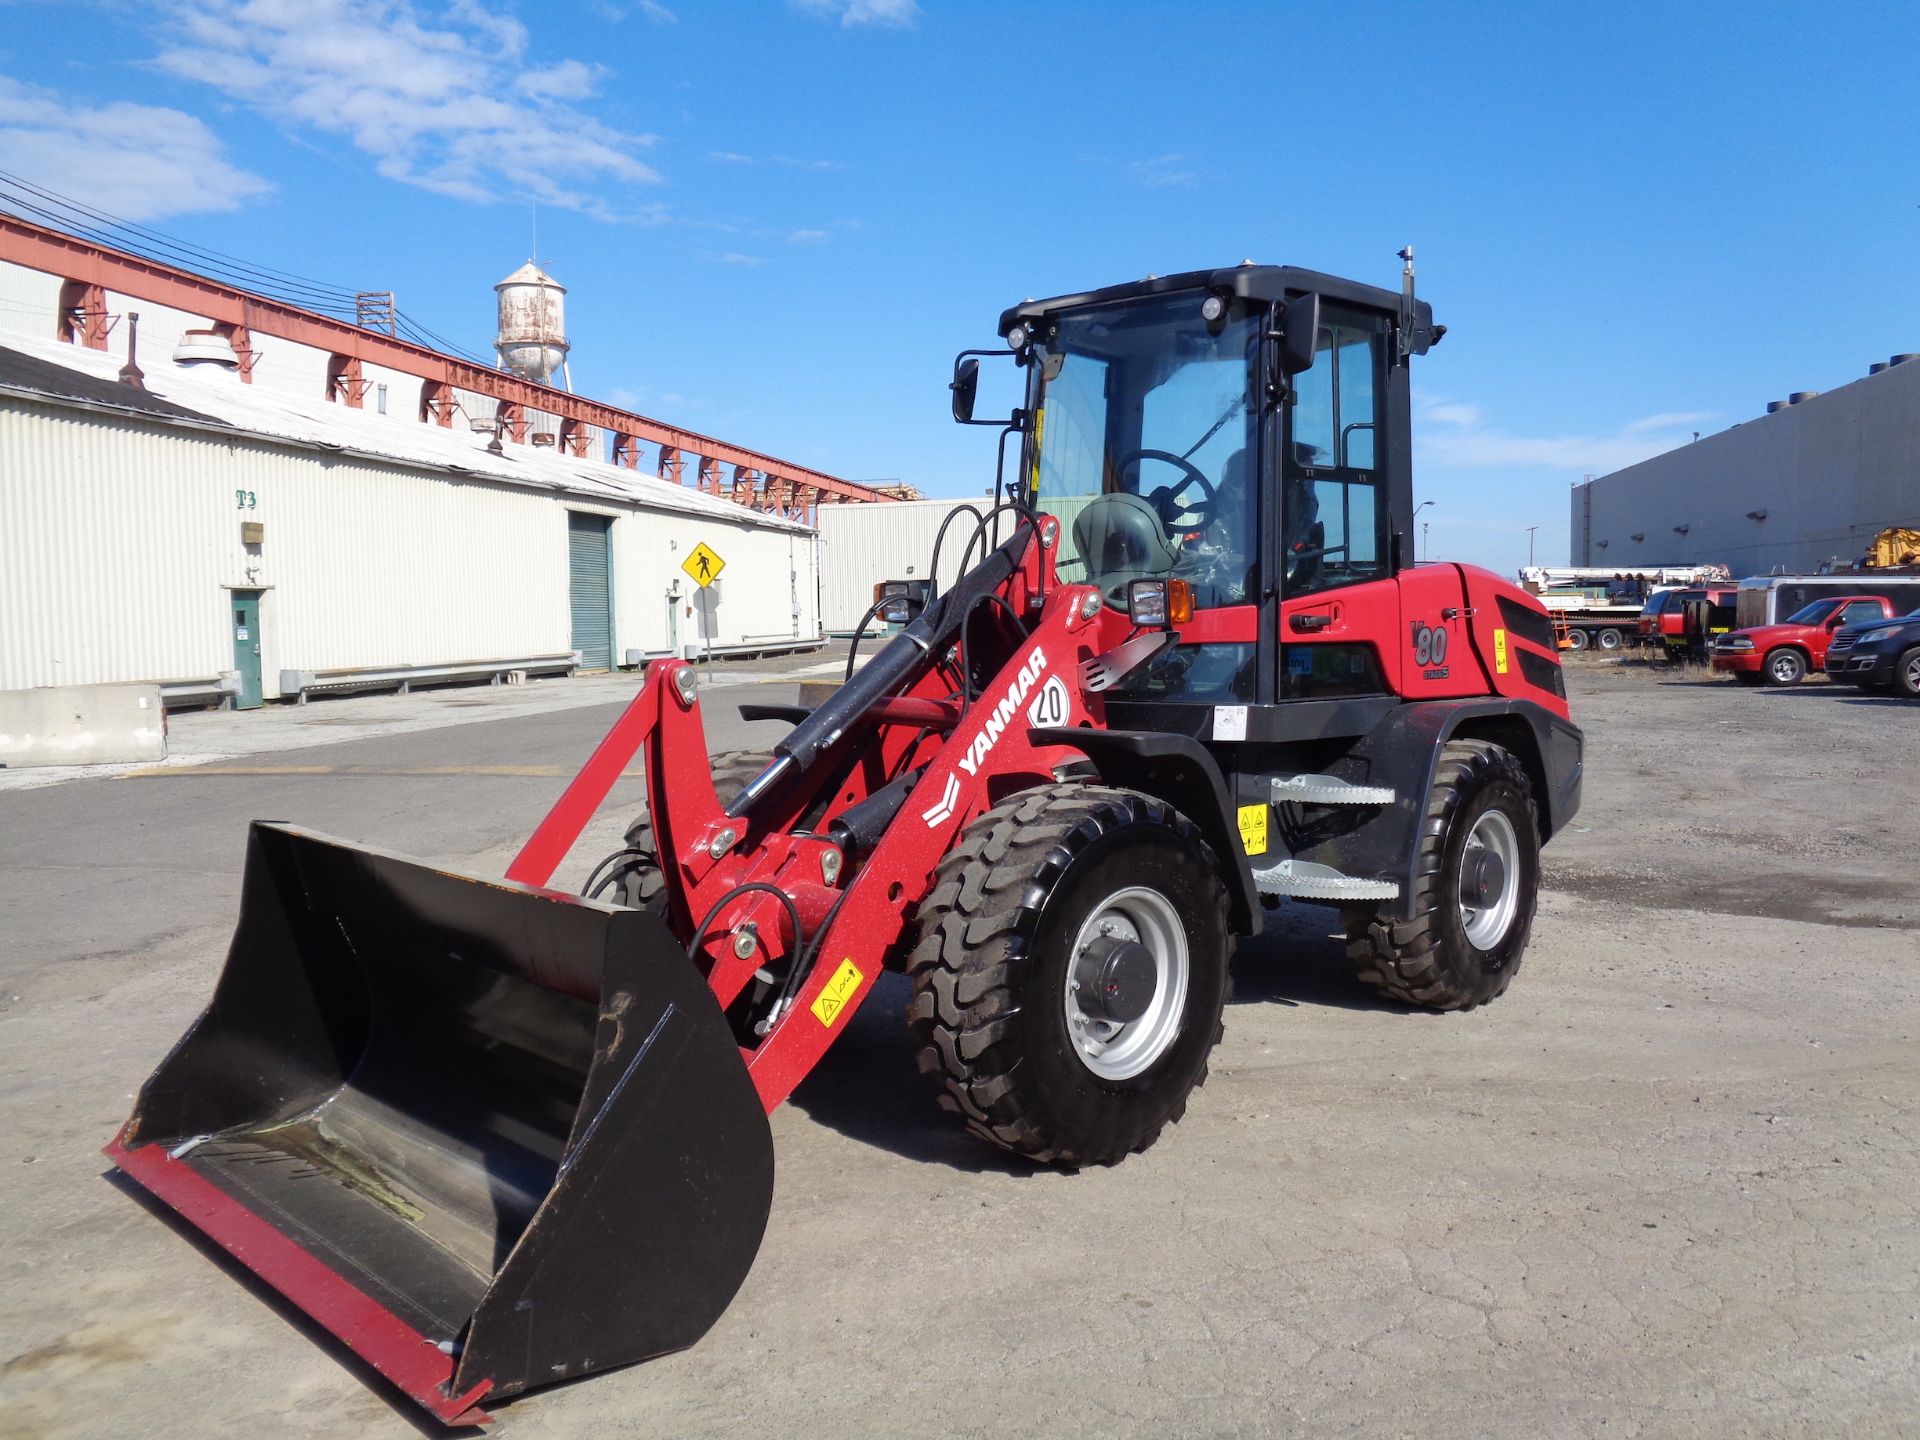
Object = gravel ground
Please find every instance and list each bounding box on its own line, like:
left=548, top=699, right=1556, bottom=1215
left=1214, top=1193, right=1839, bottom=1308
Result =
left=1, top=657, right=1915, bottom=1440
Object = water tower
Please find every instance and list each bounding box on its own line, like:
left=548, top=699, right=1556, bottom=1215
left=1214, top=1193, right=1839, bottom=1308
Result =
left=494, top=261, right=571, bottom=391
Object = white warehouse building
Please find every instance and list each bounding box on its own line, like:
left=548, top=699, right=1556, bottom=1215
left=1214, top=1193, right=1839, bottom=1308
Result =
left=0, top=216, right=888, bottom=708
left=0, top=333, right=820, bottom=706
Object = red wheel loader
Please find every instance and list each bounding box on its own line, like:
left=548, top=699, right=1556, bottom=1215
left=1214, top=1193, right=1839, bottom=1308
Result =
left=107, top=254, right=1583, bottom=1425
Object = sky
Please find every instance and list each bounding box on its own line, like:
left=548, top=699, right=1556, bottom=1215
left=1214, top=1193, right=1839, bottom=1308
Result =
left=2, top=0, right=1918, bottom=574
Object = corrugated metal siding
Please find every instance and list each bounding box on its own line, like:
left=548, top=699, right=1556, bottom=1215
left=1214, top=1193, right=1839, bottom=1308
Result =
left=0, top=265, right=61, bottom=339
left=0, top=396, right=823, bottom=695
left=567, top=511, right=613, bottom=670
left=608, top=514, right=823, bottom=659
left=817, top=497, right=983, bottom=630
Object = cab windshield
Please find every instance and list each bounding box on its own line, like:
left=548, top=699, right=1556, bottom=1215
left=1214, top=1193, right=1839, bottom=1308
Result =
left=1028, top=293, right=1260, bottom=611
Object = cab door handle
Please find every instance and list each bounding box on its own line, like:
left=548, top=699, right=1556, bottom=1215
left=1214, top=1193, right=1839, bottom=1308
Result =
left=1290, top=613, right=1333, bottom=632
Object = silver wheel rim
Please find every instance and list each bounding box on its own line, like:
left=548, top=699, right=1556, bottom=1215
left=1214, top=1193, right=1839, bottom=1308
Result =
left=1770, top=652, right=1800, bottom=683
left=1597, top=629, right=1621, bottom=650
left=1459, top=810, right=1523, bottom=950
left=1906, top=654, right=1920, bottom=691
left=1063, top=886, right=1188, bottom=1080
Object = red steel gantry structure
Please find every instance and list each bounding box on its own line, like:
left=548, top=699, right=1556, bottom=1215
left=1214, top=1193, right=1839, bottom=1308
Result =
left=3, top=213, right=895, bottom=522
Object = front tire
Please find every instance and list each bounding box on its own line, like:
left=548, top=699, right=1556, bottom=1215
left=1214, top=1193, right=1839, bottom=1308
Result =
left=1762, top=647, right=1806, bottom=686
left=615, top=750, right=773, bottom=910
left=905, top=785, right=1232, bottom=1167
left=1895, top=647, right=1920, bottom=698
left=1345, top=739, right=1540, bottom=1010
left=1563, top=627, right=1589, bottom=652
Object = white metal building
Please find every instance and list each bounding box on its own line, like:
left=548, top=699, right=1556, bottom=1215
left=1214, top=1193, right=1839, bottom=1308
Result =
left=0, top=331, right=821, bottom=705
left=1572, top=354, right=1920, bottom=573
left=816, top=496, right=996, bottom=632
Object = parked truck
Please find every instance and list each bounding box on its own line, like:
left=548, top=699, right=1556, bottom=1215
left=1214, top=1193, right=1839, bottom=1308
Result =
left=1519, top=566, right=1726, bottom=652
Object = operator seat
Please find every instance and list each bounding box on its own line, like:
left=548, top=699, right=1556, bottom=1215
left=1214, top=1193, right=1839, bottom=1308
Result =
left=1072, top=491, right=1182, bottom=604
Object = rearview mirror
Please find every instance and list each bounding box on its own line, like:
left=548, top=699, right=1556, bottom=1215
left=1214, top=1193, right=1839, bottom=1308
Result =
left=1276, top=293, right=1320, bottom=376
left=950, top=357, right=980, bottom=424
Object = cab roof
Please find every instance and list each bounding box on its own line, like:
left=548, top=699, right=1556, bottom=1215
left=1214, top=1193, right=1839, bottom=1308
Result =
left=997, top=264, right=1436, bottom=340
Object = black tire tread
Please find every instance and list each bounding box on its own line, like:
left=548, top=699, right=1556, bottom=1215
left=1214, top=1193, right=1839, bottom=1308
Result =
left=1344, top=739, right=1538, bottom=1011
left=617, top=750, right=772, bottom=910
left=903, top=783, right=1230, bottom=1167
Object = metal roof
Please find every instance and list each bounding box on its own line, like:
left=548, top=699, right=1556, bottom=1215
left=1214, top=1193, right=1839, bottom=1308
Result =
left=0, top=344, right=229, bottom=426
left=0, top=334, right=811, bottom=533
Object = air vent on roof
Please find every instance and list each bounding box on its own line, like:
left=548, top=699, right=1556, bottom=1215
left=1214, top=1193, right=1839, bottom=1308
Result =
left=1788, top=391, right=1819, bottom=404
left=1870, top=362, right=1889, bottom=375
left=173, top=328, right=239, bottom=374
left=1892, top=354, right=1919, bottom=366
left=1766, top=400, right=1789, bottom=413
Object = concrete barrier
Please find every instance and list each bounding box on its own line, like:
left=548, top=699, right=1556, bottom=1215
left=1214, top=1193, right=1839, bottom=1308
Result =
left=0, top=683, right=167, bottom=767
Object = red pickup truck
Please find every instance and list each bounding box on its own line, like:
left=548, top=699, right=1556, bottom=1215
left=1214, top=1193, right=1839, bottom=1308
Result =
left=1708, top=594, right=1899, bottom=685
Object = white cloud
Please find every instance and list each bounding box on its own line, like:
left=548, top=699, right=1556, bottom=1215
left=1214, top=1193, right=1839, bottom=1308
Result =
left=708, top=150, right=843, bottom=171
left=636, top=0, right=678, bottom=21
left=152, top=1, right=661, bottom=213
left=709, top=250, right=767, bottom=266
left=1128, top=153, right=1196, bottom=188
left=1623, top=410, right=1717, bottom=434
left=793, top=0, right=921, bottom=28
left=1415, top=395, right=1712, bottom=476
left=514, top=59, right=608, bottom=101
left=786, top=228, right=829, bottom=244
left=0, top=76, right=272, bottom=221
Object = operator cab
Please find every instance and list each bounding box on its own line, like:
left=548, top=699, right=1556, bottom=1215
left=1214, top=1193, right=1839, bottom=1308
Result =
left=996, top=262, right=1437, bottom=711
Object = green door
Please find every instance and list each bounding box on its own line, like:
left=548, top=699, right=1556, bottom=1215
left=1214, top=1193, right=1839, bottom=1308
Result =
left=568, top=512, right=614, bottom=671
left=230, top=590, right=263, bottom=709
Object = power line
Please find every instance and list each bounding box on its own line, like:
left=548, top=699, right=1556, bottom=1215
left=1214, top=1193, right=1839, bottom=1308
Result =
left=0, top=170, right=495, bottom=365
left=0, top=169, right=363, bottom=308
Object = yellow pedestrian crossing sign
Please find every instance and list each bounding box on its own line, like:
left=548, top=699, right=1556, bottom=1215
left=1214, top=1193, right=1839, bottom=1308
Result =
left=682, top=541, right=726, bottom=588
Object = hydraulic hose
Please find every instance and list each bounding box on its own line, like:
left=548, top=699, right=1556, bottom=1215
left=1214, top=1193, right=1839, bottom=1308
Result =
left=755, top=526, right=1032, bottom=781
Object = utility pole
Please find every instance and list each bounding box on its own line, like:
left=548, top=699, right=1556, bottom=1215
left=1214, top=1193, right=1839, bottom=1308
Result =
left=1422, top=520, right=1430, bottom=561
left=1526, top=525, right=1539, bottom=567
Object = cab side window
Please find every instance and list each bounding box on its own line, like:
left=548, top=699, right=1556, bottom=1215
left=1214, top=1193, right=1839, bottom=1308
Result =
left=1282, top=309, right=1389, bottom=597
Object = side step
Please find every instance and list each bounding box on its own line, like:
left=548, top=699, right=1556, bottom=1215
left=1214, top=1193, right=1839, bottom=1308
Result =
left=1251, top=858, right=1400, bottom=902
left=1270, top=773, right=1395, bottom=806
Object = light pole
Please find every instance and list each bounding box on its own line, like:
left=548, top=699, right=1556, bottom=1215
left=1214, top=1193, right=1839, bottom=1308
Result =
left=1414, top=499, right=1435, bottom=561
left=1525, top=525, right=1539, bottom=567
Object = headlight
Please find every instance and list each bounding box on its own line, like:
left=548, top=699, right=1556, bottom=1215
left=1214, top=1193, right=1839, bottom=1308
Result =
left=1721, top=636, right=1754, bottom=651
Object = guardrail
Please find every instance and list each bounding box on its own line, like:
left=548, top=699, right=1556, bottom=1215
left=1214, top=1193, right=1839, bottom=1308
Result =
left=279, top=654, right=579, bottom=703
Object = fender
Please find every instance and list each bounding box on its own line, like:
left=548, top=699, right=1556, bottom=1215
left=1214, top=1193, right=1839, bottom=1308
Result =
left=1030, top=726, right=1262, bottom=936
left=1292, top=698, right=1582, bottom=922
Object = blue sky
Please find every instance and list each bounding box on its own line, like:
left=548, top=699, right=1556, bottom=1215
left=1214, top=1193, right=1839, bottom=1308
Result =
left=3, top=1, right=1917, bottom=573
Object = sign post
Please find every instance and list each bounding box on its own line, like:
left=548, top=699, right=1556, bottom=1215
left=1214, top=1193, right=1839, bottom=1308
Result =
left=680, top=543, right=727, bottom=679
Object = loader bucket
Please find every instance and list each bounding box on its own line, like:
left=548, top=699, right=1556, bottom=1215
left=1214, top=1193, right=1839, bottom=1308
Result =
left=105, top=822, right=774, bottom=1427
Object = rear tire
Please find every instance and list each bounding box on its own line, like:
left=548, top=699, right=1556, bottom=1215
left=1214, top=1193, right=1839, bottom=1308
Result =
left=1345, top=739, right=1540, bottom=1010
left=1762, top=648, right=1806, bottom=686
left=1895, top=647, right=1920, bottom=699
left=905, top=785, right=1232, bottom=1167
left=1563, top=627, right=1589, bottom=652
left=616, top=750, right=773, bottom=911
left=1594, top=627, right=1623, bottom=652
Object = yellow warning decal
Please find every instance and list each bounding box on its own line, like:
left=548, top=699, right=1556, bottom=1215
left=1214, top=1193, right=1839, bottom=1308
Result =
left=811, top=958, right=865, bottom=1028
left=1237, top=803, right=1270, bottom=857
left=1493, top=627, right=1510, bottom=675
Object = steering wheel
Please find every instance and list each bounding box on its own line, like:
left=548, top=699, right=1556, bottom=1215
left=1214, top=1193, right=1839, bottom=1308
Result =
left=1113, top=449, right=1217, bottom=536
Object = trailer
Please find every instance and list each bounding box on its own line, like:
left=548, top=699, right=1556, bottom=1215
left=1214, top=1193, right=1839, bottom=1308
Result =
left=1734, top=572, right=1920, bottom=630
left=1517, top=567, right=1727, bottom=652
